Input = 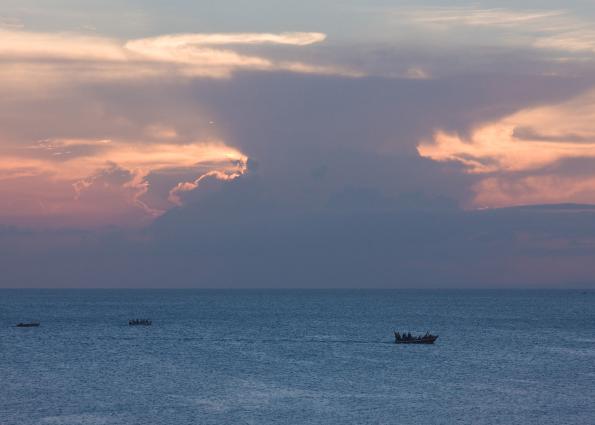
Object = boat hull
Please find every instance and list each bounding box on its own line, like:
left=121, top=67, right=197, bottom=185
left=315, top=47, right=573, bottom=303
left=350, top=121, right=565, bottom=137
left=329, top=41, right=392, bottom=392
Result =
left=394, top=333, right=438, bottom=344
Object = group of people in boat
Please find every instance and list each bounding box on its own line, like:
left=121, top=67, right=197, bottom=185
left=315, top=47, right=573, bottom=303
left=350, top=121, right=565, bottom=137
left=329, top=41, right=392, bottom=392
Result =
left=129, top=319, right=152, bottom=326
left=395, top=331, right=433, bottom=341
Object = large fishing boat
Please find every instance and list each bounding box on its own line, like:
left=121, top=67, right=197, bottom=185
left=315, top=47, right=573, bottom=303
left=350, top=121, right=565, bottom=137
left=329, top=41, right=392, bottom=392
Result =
left=394, top=331, right=437, bottom=344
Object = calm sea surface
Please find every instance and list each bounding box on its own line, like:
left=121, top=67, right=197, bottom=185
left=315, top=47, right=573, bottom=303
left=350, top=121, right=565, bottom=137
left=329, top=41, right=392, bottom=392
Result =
left=1, top=290, right=594, bottom=425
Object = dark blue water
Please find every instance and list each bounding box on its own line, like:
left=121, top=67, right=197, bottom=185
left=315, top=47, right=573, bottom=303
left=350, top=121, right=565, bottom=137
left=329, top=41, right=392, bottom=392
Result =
left=1, top=290, right=594, bottom=425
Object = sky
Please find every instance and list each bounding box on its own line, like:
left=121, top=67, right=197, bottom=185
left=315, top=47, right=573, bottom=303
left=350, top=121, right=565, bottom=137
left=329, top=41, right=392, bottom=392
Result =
left=1, top=0, right=595, bottom=287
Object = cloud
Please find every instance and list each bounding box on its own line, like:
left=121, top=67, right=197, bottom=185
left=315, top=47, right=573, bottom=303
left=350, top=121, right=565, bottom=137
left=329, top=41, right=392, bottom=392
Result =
left=0, top=59, right=589, bottom=227
left=0, top=16, right=24, bottom=29
left=123, top=31, right=360, bottom=78
left=0, top=29, right=357, bottom=82
left=9, top=138, right=247, bottom=178
left=403, top=7, right=565, bottom=27
left=534, top=32, right=595, bottom=54
left=168, top=167, right=247, bottom=206
left=394, top=7, right=595, bottom=56
left=0, top=138, right=248, bottom=226
left=2, top=7, right=595, bottom=287
left=0, top=29, right=126, bottom=61
left=1, top=22, right=593, bottom=228
left=125, top=32, right=327, bottom=48
left=418, top=89, right=595, bottom=207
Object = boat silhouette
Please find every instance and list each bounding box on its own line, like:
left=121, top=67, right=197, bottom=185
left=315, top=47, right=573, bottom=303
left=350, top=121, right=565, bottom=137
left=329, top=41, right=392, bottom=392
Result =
left=129, top=319, right=152, bottom=326
left=16, top=322, right=40, bottom=327
left=394, top=331, right=437, bottom=344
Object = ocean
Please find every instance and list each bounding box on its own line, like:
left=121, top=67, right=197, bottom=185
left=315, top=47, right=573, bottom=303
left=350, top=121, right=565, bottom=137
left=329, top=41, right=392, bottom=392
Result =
left=1, top=289, right=594, bottom=424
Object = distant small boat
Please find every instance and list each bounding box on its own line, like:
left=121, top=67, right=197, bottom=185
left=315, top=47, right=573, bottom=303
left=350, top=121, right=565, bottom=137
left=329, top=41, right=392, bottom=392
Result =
left=394, top=331, right=437, bottom=344
left=16, top=322, right=40, bottom=327
left=129, top=319, right=151, bottom=326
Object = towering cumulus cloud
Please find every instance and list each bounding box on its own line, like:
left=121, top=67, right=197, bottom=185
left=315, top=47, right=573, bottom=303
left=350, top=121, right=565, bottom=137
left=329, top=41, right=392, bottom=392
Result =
left=0, top=28, right=350, bottom=226
left=2, top=2, right=595, bottom=287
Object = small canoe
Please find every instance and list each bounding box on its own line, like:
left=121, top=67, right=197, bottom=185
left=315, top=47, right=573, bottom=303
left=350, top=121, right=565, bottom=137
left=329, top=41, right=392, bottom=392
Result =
left=16, top=322, right=40, bottom=327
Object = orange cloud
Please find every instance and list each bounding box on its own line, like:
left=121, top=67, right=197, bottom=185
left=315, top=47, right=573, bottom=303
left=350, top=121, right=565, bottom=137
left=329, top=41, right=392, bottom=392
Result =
left=0, top=29, right=126, bottom=61
left=0, top=138, right=248, bottom=226
left=0, top=29, right=358, bottom=82
left=418, top=89, right=595, bottom=207
left=168, top=169, right=246, bottom=206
